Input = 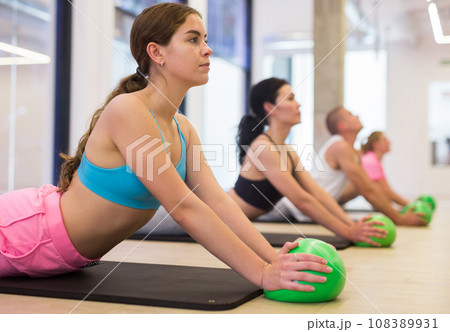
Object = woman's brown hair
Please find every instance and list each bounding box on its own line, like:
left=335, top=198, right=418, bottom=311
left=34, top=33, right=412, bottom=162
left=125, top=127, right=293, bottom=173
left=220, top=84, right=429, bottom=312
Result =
left=361, top=131, right=383, bottom=154
left=58, top=3, right=200, bottom=191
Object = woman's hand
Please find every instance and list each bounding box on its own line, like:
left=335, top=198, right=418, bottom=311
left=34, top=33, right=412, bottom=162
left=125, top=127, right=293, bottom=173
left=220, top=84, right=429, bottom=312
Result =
left=349, top=215, right=388, bottom=246
left=398, top=208, right=427, bottom=226
left=261, top=241, right=332, bottom=291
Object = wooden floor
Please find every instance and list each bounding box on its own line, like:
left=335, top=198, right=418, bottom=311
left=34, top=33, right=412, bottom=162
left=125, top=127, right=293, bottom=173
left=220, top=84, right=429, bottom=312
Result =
left=1, top=201, right=449, bottom=314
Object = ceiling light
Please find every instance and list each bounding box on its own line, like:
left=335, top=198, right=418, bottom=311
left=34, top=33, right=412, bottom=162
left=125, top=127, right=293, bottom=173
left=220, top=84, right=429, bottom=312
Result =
left=0, top=42, right=51, bottom=66
left=266, top=40, right=314, bottom=51
left=428, top=1, right=450, bottom=44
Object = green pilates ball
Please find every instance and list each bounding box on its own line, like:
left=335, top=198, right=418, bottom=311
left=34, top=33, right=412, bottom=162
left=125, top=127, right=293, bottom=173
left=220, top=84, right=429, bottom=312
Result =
left=417, top=195, right=436, bottom=211
left=264, top=238, right=346, bottom=303
left=354, top=214, right=397, bottom=247
left=402, top=200, right=433, bottom=224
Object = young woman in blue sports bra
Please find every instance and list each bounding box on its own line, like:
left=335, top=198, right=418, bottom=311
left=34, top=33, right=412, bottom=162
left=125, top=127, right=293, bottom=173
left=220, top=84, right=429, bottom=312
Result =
left=0, top=3, right=331, bottom=292
left=228, top=78, right=387, bottom=246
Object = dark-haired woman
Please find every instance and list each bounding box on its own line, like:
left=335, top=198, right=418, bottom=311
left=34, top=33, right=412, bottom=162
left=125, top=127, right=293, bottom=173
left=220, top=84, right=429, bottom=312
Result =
left=229, top=78, right=386, bottom=246
left=0, top=4, right=331, bottom=292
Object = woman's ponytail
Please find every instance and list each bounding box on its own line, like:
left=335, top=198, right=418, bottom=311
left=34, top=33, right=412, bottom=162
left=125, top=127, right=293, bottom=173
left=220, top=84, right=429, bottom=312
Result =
left=236, top=114, right=266, bottom=164
left=361, top=131, right=383, bottom=155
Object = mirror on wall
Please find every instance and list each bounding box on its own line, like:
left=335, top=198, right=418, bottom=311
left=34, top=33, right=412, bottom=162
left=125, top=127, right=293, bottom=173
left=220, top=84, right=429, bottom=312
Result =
left=0, top=0, right=54, bottom=192
left=429, top=81, right=450, bottom=166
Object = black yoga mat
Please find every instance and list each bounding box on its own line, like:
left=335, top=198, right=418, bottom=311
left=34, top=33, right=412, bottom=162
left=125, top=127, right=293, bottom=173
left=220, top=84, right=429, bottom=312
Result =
left=0, top=261, right=262, bottom=311
left=344, top=208, right=377, bottom=213
left=129, top=232, right=352, bottom=250
left=254, top=217, right=317, bottom=224
left=264, top=233, right=351, bottom=250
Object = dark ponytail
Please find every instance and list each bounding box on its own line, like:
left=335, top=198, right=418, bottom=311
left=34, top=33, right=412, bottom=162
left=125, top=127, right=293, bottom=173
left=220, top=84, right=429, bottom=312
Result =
left=237, top=114, right=265, bottom=164
left=236, top=77, right=288, bottom=164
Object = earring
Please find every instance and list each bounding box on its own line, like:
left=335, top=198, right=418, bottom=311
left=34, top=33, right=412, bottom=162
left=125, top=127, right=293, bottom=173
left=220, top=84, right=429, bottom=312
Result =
left=160, top=61, right=164, bottom=67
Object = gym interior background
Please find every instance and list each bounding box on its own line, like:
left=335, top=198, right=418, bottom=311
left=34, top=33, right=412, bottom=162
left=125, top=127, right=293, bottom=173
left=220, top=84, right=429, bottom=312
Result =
left=1, top=0, right=450, bottom=200
left=1, top=0, right=450, bottom=319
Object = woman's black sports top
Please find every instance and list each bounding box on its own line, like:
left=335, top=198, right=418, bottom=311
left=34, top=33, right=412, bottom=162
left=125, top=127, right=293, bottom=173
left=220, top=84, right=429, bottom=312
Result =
left=234, top=133, right=295, bottom=210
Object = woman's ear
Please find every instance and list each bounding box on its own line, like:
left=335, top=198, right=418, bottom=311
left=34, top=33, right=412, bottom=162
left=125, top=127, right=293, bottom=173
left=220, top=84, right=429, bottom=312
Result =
left=372, top=140, right=380, bottom=150
left=146, top=42, right=165, bottom=66
left=263, top=101, right=274, bottom=115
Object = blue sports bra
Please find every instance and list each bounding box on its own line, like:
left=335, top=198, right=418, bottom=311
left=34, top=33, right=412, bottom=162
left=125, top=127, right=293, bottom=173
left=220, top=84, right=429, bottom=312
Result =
left=77, top=109, right=186, bottom=209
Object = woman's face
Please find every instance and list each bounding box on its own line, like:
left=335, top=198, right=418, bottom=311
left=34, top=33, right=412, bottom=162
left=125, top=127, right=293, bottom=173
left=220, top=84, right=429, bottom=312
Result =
left=270, top=84, right=301, bottom=125
left=162, top=14, right=212, bottom=87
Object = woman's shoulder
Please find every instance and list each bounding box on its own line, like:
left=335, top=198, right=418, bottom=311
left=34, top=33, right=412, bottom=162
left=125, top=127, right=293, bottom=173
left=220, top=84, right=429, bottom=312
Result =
left=361, top=150, right=379, bottom=163
left=173, top=113, right=199, bottom=146
left=250, top=133, right=295, bottom=153
left=174, top=112, right=188, bottom=126
left=248, top=134, right=286, bottom=164
left=362, top=150, right=377, bottom=158
left=100, top=94, right=165, bottom=140
left=250, top=133, right=271, bottom=148
left=106, top=93, right=147, bottom=114
left=102, top=93, right=157, bottom=128
left=173, top=112, right=193, bottom=133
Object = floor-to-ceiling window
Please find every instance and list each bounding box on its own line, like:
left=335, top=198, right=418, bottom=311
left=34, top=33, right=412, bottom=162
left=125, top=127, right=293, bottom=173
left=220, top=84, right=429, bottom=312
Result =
left=344, top=49, right=387, bottom=146
left=0, top=0, right=55, bottom=192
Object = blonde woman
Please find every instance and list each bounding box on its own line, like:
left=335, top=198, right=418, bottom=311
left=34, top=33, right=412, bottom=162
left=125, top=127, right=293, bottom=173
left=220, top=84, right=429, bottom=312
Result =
left=361, top=131, right=409, bottom=207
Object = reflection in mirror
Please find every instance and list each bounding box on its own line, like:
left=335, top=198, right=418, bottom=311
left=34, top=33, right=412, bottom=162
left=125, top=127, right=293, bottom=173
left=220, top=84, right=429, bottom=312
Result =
left=429, top=81, right=450, bottom=166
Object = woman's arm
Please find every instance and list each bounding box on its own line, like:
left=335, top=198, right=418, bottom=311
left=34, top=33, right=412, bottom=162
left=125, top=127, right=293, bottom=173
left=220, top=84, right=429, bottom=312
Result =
left=258, top=145, right=349, bottom=233
left=361, top=152, right=409, bottom=207
left=295, top=161, right=388, bottom=244
left=180, top=115, right=277, bottom=263
left=258, top=146, right=386, bottom=245
left=337, top=182, right=359, bottom=205
left=331, top=142, right=426, bottom=226
left=376, top=179, right=409, bottom=207
left=106, top=102, right=330, bottom=290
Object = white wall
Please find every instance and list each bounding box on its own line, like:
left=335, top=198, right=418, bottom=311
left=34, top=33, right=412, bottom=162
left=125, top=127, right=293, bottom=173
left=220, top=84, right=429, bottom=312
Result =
left=385, top=39, right=450, bottom=199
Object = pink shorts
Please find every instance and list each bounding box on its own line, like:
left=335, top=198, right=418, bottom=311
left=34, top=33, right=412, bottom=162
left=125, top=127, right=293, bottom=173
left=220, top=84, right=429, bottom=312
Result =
left=0, top=184, right=99, bottom=278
